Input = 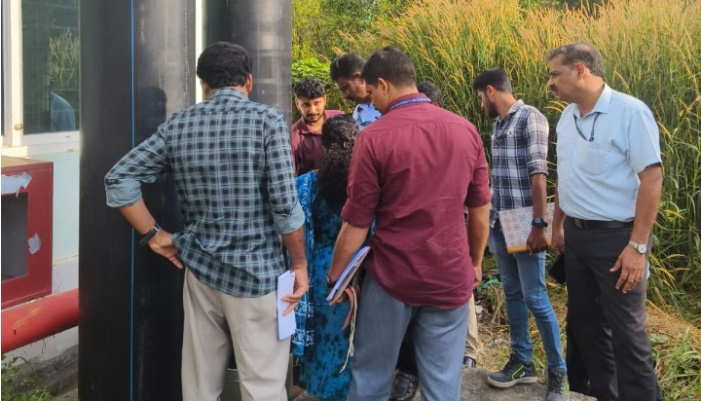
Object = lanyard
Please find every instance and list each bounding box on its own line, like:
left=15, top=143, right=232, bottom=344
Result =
left=388, top=96, right=431, bottom=112
left=573, top=112, right=601, bottom=142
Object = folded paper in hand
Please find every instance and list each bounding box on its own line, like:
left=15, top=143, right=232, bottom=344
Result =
left=277, top=270, right=296, bottom=340
left=498, top=203, right=554, bottom=254
left=326, top=245, right=370, bottom=303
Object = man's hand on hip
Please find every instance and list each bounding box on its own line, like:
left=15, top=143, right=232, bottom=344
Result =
left=149, top=230, right=184, bottom=269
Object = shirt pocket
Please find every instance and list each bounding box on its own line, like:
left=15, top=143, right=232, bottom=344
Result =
left=573, top=142, right=609, bottom=176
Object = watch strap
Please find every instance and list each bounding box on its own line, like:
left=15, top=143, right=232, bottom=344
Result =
left=139, top=224, right=161, bottom=246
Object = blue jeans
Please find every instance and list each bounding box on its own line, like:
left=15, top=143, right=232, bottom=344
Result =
left=349, top=274, right=469, bottom=401
left=488, top=222, right=566, bottom=370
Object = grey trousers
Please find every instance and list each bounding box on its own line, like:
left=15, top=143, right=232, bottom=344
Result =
left=564, top=218, right=659, bottom=401
left=349, top=274, right=469, bottom=401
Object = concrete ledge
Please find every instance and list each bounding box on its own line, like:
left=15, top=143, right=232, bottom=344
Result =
left=294, top=367, right=595, bottom=400
left=461, top=368, right=595, bottom=400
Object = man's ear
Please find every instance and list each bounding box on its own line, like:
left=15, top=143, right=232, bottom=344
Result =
left=245, top=73, right=253, bottom=92
left=353, top=71, right=362, bottom=80
left=575, top=62, right=587, bottom=79
left=486, top=85, right=497, bottom=97
left=376, top=77, right=390, bottom=94
left=200, top=80, right=213, bottom=100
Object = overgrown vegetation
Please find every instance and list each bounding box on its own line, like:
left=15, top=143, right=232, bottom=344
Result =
left=1, top=355, right=52, bottom=401
left=293, top=0, right=701, bottom=397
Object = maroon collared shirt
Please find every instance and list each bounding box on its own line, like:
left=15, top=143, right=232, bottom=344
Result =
left=342, top=94, right=491, bottom=309
left=290, top=110, right=344, bottom=176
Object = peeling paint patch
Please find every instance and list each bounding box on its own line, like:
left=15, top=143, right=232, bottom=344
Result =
left=1, top=172, right=33, bottom=196
left=28, top=233, right=41, bottom=254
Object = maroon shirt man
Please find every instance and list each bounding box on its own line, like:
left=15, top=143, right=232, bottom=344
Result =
left=290, top=109, right=343, bottom=176
left=327, top=46, right=490, bottom=401
left=340, top=94, right=490, bottom=307
left=290, top=77, right=343, bottom=176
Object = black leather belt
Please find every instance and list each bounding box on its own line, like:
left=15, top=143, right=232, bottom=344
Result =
left=568, top=217, right=634, bottom=230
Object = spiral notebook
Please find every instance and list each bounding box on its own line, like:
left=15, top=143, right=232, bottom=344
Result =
left=326, top=245, right=371, bottom=303
left=498, top=203, right=554, bottom=254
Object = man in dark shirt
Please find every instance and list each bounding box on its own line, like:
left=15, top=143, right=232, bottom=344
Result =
left=104, top=42, right=308, bottom=401
left=327, top=46, right=491, bottom=401
left=290, top=77, right=343, bottom=176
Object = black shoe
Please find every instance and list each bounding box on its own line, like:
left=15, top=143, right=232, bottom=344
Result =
left=462, top=356, right=477, bottom=368
left=545, top=368, right=570, bottom=401
left=390, top=370, right=419, bottom=401
left=487, top=353, right=537, bottom=389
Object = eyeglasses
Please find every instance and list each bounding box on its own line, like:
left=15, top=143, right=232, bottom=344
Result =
left=573, top=112, right=601, bottom=142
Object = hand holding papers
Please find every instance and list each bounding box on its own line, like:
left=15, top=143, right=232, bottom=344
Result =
left=326, top=245, right=371, bottom=304
left=498, top=203, right=555, bottom=254
left=277, top=270, right=296, bottom=340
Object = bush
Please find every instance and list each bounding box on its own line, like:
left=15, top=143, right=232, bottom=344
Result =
left=1, top=355, right=52, bottom=401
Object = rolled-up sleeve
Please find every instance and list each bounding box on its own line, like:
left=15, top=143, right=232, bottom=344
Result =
left=104, top=124, right=170, bottom=207
left=525, top=111, right=549, bottom=176
left=264, top=112, right=305, bottom=234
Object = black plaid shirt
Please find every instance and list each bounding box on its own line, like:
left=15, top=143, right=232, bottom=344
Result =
left=490, top=100, right=549, bottom=227
left=105, top=88, right=304, bottom=297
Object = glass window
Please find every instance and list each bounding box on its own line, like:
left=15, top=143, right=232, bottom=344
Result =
left=22, top=0, right=79, bottom=134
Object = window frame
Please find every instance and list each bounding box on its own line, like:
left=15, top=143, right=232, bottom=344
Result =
left=1, top=0, right=81, bottom=158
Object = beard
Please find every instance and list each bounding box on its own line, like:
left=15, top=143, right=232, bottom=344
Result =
left=304, top=113, right=323, bottom=124
left=487, top=106, right=499, bottom=119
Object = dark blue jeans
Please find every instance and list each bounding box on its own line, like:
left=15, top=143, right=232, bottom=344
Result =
left=488, top=222, right=566, bottom=370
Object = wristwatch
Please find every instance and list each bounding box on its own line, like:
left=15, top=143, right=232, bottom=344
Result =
left=531, top=217, right=548, bottom=228
left=628, top=240, right=647, bottom=254
left=139, top=224, right=161, bottom=246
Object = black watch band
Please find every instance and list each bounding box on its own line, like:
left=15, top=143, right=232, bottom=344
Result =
left=139, top=224, right=161, bottom=246
left=531, top=218, right=548, bottom=228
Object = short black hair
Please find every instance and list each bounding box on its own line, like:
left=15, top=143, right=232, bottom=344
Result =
left=417, top=81, right=443, bottom=107
left=196, top=42, right=252, bottom=89
left=361, top=46, right=416, bottom=88
left=293, top=78, right=326, bottom=99
left=472, top=68, right=513, bottom=94
left=548, top=42, right=604, bottom=77
left=330, top=53, right=366, bottom=81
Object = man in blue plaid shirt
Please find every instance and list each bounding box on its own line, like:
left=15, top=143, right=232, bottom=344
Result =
left=105, top=42, right=308, bottom=401
left=473, top=68, right=569, bottom=401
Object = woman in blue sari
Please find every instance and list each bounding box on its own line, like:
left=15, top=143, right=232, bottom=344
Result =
left=292, top=114, right=358, bottom=400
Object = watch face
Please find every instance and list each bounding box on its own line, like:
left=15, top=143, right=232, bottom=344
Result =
left=638, top=244, right=647, bottom=253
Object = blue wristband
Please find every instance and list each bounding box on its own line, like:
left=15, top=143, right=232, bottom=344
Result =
left=139, top=224, right=161, bottom=246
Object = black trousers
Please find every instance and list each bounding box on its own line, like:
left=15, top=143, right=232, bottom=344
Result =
left=564, top=218, right=659, bottom=401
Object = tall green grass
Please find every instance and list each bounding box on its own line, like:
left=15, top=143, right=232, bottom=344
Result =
left=343, top=0, right=701, bottom=319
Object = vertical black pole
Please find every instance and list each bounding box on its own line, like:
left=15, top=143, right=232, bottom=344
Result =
left=204, top=0, right=292, bottom=124
left=79, top=0, right=194, bottom=400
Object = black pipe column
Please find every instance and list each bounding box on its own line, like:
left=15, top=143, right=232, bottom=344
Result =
left=204, top=0, right=293, bottom=123
left=79, top=1, right=194, bottom=400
